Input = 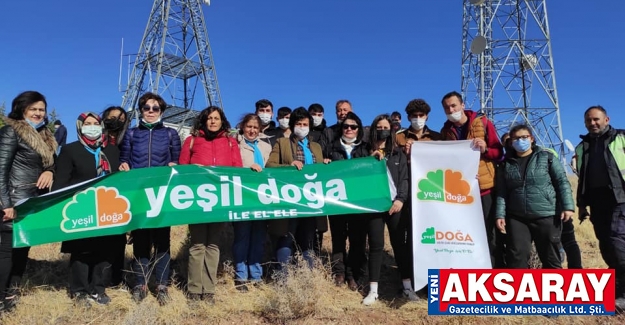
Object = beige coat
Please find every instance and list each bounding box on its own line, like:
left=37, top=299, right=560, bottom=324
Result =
left=237, top=133, right=272, bottom=168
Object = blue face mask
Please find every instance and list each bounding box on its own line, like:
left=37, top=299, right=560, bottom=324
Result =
left=512, top=138, right=532, bottom=152
left=27, top=119, right=46, bottom=130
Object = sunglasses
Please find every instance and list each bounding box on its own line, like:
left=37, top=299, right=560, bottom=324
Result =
left=142, top=105, right=161, bottom=113
left=342, top=124, right=359, bottom=130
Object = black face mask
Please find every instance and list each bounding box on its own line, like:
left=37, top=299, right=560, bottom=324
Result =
left=104, top=119, right=125, bottom=131
left=376, top=129, right=391, bottom=140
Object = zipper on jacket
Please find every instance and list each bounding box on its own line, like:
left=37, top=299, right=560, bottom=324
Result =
left=148, top=129, right=153, bottom=167
left=520, top=152, right=539, bottom=216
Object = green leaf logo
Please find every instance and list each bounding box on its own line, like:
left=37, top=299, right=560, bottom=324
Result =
left=416, top=169, right=473, bottom=204
left=60, top=186, right=132, bottom=233
left=421, top=227, right=436, bottom=244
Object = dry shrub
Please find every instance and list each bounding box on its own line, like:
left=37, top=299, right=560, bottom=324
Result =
left=260, top=254, right=330, bottom=323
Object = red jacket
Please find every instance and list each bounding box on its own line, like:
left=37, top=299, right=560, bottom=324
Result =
left=179, top=131, right=243, bottom=167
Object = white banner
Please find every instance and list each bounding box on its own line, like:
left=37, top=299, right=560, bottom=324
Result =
left=411, top=140, right=492, bottom=290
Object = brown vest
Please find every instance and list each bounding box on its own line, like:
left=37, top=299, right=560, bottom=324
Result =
left=441, top=117, right=495, bottom=190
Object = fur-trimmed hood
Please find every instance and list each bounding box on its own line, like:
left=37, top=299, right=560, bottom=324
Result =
left=3, top=117, right=57, bottom=168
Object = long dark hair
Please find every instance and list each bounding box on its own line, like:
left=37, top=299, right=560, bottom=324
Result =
left=191, top=106, right=231, bottom=136
left=369, top=114, right=397, bottom=156
left=9, top=91, right=47, bottom=120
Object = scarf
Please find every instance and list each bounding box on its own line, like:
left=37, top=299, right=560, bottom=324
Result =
left=245, top=138, right=265, bottom=167
left=77, top=112, right=111, bottom=176
left=340, top=137, right=360, bottom=160
left=298, top=137, right=314, bottom=165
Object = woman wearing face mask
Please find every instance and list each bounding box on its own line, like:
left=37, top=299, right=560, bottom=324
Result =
left=324, top=111, right=370, bottom=291
left=119, top=92, right=181, bottom=305
left=266, top=107, right=326, bottom=272
left=52, top=112, right=123, bottom=307
left=0, top=91, right=57, bottom=312
left=102, top=106, right=128, bottom=147
left=365, top=114, right=411, bottom=305
left=494, top=125, right=575, bottom=269
left=232, top=114, right=271, bottom=291
left=179, top=106, right=243, bottom=303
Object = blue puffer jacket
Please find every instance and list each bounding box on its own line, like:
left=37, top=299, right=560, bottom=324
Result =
left=119, top=121, right=181, bottom=169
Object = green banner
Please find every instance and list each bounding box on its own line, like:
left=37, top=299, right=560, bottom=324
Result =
left=13, top=157, right=392, bottom=248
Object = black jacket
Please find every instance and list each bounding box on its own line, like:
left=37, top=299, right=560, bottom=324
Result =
left=327, top=138, right=370, bottom=162
left=52, top=141, right=125, bottom=254
left=54, top=124, right=67, bottom=147
left=385, top=148, right=409, bottom=203
left=0, top=119, right=57, bottom=210
left=261, top=122, right=284, bottom=148
left=319, top=124, right=341, bottom=158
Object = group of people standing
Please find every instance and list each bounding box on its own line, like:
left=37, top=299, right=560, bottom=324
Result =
left=0, top=89, right=624, bottom=313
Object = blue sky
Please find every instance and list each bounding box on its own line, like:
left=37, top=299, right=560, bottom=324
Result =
left=1, top=0, right=623, bottom=156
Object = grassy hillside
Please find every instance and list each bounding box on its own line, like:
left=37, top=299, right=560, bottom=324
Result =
left=1, top=177, right=623, bottom=324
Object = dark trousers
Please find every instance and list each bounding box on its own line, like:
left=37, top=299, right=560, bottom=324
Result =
left=399, top=199, right=415, bottom=282
left=69, top=252, right=111, bottom=296
left=505, top=215, right=562, bottom=269
left=561, top=219, right=582, bottom=269
left=0, top=229, right=30, bottom=301
left=329, top=215, right=366, bottom=281
left=109, top=234, right=127, bottom=286
left=481, top=193, right=506, bottom=268
left=131, top=227, right=171, bottom=287
left=366, top=211, right=412, bottom=282
left=589, top=191, right=625, bottom=297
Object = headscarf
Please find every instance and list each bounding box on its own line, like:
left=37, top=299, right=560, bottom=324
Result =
left=77, top=112, right=111, bottom=176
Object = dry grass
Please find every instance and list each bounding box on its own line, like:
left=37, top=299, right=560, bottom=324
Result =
left=1, top=177, right=623, bottom=324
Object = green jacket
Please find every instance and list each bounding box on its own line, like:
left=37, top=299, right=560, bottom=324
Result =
left=575, top=126, right=625, bottom=208
left=495, top=146, right=575, bottom=219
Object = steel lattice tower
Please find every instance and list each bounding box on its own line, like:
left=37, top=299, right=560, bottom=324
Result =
left=461, top=0, right=568, bottom=160
left=120, top=0, right=222, bottom=129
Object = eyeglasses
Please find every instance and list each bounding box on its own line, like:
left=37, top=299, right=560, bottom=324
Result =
left=142, top=105, right=161, bottom=113
left=342, top=124, right=359, bottom=130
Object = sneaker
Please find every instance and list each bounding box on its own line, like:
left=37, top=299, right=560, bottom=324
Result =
left=90, top=293, right=111, bottom=305
left=131, top=286, right=147, bottom=303
left=401, top=288, right=420, bottom=302
left=156, top=287, right=170, bottom=306
left=362, top=292, right=378, bottom=306
left=73, top=293, right=92, bottom=308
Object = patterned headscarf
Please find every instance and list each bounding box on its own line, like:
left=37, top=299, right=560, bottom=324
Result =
left=76, top=112, right=111, bottom=176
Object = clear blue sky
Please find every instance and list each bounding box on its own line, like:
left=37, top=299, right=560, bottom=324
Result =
left=0, top=0, right=623, bottom=155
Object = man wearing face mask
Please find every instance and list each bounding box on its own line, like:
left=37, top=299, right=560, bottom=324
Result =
left=396, top=99, right=441, bottom=156
left=308, top=103, right=326, bottom=143
left=440, top=91, right=504, bottom=268
left=319, top=99, right=354, bottom=158
left=575, top=106, right=625, bottom=311
left=53, top=120, right=67, bottom=153
left=255, top=99, right=283, bottom=147
left=275, top=107, right=292, bottom=139
left=391, top=111, right=404, bottom=133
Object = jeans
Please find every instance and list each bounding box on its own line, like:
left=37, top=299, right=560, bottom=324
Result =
left=232, top=220, right=267, bottom=281
left=275, top=217, right=316, bottom=270
left=482, top=192, right=506, bottom=268
left=131, top=227, right=171, bottom=287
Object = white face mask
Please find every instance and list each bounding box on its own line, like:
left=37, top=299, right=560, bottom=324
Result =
left=447, top=111, right=463, bottom=123
left=279, top=118, right=290, bottom=129
left=258, top=113, right=272, bottom=125
left=410, top=118, right=426, bottom=130
left=294, top=126, right=309, bottom=139
left=312, top=116, right=323, bottom=127
left=82, top=125, right=102, bottom=140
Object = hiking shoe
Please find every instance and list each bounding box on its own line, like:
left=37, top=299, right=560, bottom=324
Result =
left=90, top=293, right=111, bottom=305
left=156, top=287, right=170, bottom=306
left=401, top=288, right=420, bottom=302
left=362, top=292, right=378, bottom=306
left=234, top=280, right=249, bottom=293
left=73, top=293, right=92, bottom=308
left=131, top=286, right=147, bottom=303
